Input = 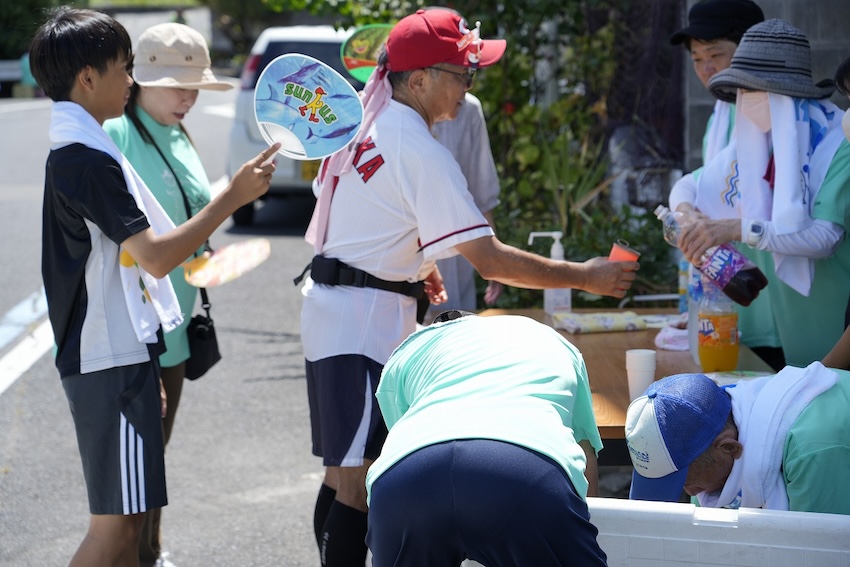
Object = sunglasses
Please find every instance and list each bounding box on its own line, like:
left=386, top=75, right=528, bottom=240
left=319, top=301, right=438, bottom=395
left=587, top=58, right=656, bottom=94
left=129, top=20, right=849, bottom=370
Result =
left=427, top=66, right=476, bottom=88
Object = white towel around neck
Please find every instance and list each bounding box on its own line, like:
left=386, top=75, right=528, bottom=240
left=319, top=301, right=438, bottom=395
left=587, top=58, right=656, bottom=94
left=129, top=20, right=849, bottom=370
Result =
left=695, top=93, right=845, bottom=295
left=704, top=99, right=733, bottom=164
left=697, top=362, right=838, bottom=511
left=49, top=101, right=183, bottom=343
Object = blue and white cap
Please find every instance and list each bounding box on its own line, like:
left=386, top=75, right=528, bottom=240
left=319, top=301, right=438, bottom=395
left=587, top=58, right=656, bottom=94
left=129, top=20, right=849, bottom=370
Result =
left=625, top=373, right=731, bottom=502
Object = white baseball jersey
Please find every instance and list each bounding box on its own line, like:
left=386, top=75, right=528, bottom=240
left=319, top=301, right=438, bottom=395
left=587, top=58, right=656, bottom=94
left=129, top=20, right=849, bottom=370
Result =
left=301, top=100, right=493, bottom=363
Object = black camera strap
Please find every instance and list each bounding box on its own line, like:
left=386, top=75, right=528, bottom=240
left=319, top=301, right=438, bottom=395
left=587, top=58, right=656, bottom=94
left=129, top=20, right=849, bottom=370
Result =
left=142, top=123, right=211, bottom=313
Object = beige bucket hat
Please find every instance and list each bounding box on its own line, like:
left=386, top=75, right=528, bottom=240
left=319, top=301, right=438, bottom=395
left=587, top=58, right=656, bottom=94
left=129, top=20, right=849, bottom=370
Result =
left=133, top=23, right=233, bottom=91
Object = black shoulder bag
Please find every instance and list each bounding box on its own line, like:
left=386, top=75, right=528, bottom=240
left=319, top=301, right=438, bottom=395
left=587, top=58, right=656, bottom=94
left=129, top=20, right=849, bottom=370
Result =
left=147, top=133, right=221, bottom=380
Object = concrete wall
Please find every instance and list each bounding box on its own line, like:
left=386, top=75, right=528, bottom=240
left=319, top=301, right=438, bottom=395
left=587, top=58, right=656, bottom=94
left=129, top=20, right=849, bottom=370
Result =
left=682, top=0, right=850, bottom=172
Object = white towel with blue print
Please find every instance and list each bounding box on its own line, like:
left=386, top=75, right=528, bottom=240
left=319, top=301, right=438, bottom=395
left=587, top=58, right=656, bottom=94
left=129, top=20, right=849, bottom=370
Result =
left=694, top=93, right=845, bottom=295
left=49, top=101, right=183, bottom=343
left=697, top=362, right=838, bottom=511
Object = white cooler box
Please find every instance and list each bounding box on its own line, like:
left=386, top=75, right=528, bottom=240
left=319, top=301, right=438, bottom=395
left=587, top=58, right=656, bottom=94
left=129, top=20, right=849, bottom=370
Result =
left=463, top=498, right=850, bottom=567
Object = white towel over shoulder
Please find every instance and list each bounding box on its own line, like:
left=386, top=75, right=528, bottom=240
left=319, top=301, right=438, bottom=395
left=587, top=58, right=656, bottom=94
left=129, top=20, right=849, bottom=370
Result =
left=49, top=101, right=183, bottom=343
left=696, top=94, right=845, bottom=295
left=698, top=362, right=838, bottom=510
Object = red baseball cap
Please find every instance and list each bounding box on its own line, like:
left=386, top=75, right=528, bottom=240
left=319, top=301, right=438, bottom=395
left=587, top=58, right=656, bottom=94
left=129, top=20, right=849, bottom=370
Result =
left=386, top=9, right=506, bottom=72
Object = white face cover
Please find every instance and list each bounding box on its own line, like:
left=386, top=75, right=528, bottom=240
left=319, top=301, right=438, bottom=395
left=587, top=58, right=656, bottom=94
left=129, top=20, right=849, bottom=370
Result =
left=740, top=90, right=771, bottom=132
left=842, top=109, right=850, bottom=143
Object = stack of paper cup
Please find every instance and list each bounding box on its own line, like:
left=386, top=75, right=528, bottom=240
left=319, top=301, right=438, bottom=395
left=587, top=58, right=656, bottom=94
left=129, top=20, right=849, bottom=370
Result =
left=626, top=349, right=657, bottom=401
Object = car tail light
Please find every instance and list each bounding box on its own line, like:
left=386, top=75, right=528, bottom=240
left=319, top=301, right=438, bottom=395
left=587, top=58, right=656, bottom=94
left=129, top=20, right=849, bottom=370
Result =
left=240, top=54, right=261, bottom=90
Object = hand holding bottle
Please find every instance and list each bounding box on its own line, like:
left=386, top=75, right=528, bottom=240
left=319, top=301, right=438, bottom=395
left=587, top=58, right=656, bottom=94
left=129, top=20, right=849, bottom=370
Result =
left=655, top=205, right=767, bottom=307
left=677, top=216, right=743, bottom=267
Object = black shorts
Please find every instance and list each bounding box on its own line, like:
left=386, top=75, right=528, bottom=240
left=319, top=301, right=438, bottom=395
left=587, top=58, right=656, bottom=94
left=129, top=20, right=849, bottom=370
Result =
left=367, top=439, right=608, bottom=567
left=305, top=354, right=388, bottom=467
left=62, top=361, right=167, bottom=515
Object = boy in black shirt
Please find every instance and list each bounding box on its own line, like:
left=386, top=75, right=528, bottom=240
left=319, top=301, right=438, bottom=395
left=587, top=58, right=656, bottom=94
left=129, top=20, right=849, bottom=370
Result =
left=30, top=7, right=278, bottom=564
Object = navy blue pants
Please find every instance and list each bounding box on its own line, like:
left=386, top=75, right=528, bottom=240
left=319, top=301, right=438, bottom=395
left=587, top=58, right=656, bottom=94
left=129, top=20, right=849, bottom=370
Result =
left=366, top=439, right=608, bottom=567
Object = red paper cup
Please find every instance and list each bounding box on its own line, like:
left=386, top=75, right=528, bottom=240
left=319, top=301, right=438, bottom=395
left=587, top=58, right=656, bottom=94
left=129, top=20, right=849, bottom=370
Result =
left=609, top=240, right=641, bottom=262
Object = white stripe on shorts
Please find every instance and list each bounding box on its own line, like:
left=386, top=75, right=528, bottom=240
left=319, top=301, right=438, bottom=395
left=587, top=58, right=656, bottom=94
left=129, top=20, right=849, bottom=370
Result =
left=120, top=413, right=146, bottom=514
left=341, top=369, right=373, bottom=466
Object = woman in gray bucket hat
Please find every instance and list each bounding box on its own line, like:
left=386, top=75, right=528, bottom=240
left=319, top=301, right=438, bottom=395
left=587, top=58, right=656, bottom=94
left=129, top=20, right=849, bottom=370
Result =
left=667, top=0, right=785, bottom=372
left=668, top=18, right=850, bottom=369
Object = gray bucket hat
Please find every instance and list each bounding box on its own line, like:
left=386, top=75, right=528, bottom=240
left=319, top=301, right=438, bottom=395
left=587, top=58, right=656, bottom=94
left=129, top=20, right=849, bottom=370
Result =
left=709, top=19, right=835, bottom=102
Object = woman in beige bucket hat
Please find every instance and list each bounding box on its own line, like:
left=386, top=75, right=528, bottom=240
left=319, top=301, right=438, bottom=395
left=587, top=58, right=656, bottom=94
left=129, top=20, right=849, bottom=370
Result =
left=103, top=23, right=234, bottom=567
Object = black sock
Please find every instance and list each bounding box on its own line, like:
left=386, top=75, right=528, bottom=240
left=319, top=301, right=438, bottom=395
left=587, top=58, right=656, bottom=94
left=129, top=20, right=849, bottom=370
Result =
left=313, top=484, right=337, bottom=549
left=319, top=500, right=368, bottom=567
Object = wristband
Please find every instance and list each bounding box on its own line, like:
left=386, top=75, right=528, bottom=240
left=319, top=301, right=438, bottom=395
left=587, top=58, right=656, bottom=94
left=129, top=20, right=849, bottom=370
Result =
left=744, top=219, right=765, bottom=247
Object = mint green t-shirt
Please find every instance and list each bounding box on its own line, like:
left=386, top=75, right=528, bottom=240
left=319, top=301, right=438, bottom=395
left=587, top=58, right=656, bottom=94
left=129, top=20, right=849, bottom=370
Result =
left=104, top=108, right=211, bottom=367
left=735, top=245, right=781, bottom=350
left=768, top=141, right=850, bottom=366
left=784, top=368, right=850, bottom=514
left=366, top=315, right=603, bottom=504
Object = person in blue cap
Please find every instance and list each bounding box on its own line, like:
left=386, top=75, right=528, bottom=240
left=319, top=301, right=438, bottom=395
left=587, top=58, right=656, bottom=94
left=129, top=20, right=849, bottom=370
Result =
left=625, top=366, right=850, bottom=514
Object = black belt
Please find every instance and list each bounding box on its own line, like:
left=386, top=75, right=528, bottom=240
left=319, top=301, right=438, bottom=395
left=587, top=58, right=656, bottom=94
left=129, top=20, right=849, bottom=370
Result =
left=294, top=255, right=425, bottom=299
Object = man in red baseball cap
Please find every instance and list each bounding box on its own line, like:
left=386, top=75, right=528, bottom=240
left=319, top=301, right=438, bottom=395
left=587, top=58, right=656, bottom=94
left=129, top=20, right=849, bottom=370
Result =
left=385, top=8, right=506, bottom=73
left=300, top=9, right=637, bottom=566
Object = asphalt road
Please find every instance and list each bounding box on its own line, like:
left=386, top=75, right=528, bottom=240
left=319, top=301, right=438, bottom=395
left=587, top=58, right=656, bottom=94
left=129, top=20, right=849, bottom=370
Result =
left=0, top=86, right=330, bottom=566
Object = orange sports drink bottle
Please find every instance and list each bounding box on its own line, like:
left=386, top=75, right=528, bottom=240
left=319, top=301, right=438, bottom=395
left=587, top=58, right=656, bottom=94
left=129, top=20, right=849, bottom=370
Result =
left=698, top=313, right=739, bottom=372
left=697, top=277, right=739, bottom=372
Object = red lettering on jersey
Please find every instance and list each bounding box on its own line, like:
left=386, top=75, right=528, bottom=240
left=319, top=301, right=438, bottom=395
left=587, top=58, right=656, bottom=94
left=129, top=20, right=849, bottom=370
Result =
left=352, top=136, right=384, bottom=183
left=357, top=155, right=385, bottom=183
left=353, top=137, right=376, bottom=167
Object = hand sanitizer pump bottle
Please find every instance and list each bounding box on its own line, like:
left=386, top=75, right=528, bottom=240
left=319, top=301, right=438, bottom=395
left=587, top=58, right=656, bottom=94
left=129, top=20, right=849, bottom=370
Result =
left=527, top=231, right=572, bottom=314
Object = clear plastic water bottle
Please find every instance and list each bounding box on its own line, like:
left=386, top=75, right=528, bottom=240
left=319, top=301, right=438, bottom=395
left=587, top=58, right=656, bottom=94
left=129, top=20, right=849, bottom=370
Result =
left=654, top=205, right=767, bottom=307
left=677, top=253, right=688, bottom=314
left=687, top=265, right=703, bottom=365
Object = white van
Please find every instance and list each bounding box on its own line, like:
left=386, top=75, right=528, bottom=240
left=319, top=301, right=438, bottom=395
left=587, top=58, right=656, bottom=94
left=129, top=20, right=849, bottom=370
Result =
left=227, top=25, right=361, bottom=225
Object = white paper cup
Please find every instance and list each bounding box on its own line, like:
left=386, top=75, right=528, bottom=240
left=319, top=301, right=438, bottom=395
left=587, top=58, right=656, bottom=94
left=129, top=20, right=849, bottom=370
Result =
left=626, top=349, right=656, bottom=400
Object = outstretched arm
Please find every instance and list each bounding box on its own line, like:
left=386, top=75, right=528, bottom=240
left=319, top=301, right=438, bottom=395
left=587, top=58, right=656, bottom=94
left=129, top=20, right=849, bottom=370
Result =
left=122, top=144, right=279, bottom=277
left=481, top=210, right=504, bottom=305
left=456, top=236, right=638, bottom=298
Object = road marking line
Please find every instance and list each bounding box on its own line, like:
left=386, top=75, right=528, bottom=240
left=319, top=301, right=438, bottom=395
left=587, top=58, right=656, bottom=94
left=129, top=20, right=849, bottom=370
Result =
left=0, top=319, right=54, bottom=397
left=0, top=289, right=48, bottom=351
